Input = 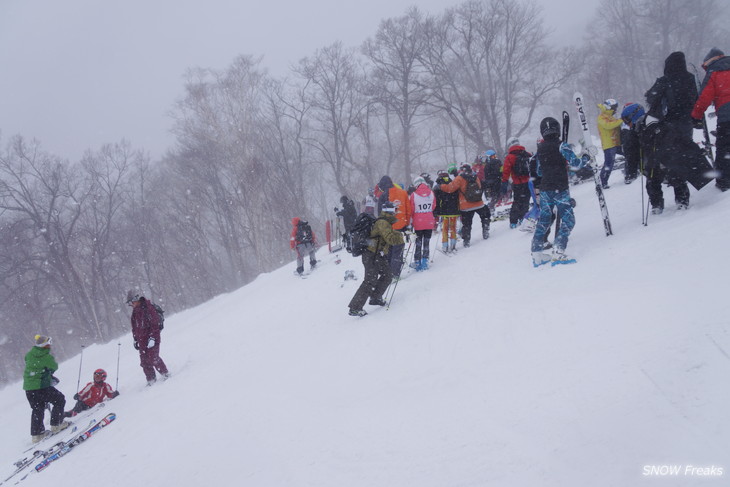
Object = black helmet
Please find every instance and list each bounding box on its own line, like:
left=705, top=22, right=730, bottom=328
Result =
left=460, top=164, right=472, bottom=174
left=540, top=117, right=560, bottom=137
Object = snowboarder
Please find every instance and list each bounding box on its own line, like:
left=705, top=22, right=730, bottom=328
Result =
left=501, top=138, right=532, bottom=228
left=408, top=176, right=436, bottom=270
left=127, top=291, right=169, bottom=386
left=692, top=47, right=730, bottom=192
left=348, top=202, right=405, bottom=317
left=64, top=369, right=120, bottom=418
left=433, top=169, right=460, bottom=253
left=23, top=335, right=69, bottom=443
left=597, top=99, right=623, bottom=189
left=290, top=217, right=318, bottom=275
left=530, top=117, right=588, bottom=266
left=439, top=164, right=490, bottom=247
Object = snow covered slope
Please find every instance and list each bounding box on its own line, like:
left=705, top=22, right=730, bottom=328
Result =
left=1, top=171, right=729, bottom=487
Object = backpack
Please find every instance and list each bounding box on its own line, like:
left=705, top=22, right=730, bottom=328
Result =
left=485, top=159, right=502, bottom=181
left=348, top=213, right=378, bottom=257
left=153, top=303, right=165, bottom=330
left=295, top=221, right=313, bottom=244
left=512, top=150, right=531, bottom=177
left=462, top=173, right=483, bottom=202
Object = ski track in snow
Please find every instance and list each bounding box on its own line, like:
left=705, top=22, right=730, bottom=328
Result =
left=1, top=162, right=729, bottom=486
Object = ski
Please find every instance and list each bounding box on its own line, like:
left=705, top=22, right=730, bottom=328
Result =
left=574, top=92, right=613, bottom=236
left=34, top=413, right=116, bottom=473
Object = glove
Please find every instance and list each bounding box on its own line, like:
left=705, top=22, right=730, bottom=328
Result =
left=644, top=115, right=659, bottom=128
left=111, top=391, right=120, bottom=398
left=73, top=393, right=80, bottom=401
left=500, top=181, right=509, bottom=195
left=51, top=376, right=60, bottom=386
left=147, top=337, right=156, bottom=349
left=569, top=198, right=577, bottom=208
left=334, top=207, right=339, bottom=213
left=133, top=340, right=139, bottom=350
left=692, top=118, right=704, bottom=130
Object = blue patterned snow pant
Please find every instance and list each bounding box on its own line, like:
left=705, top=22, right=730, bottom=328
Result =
left=531, top=190, right=575, bottom=252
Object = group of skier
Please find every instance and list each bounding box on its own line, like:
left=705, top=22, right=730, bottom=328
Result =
left=21, top=290, right=168, bottom=443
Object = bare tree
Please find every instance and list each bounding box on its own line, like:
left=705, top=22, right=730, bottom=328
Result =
left=362, top=7, right=433, bottom=184
left=420, top=0, right=576, bottom=156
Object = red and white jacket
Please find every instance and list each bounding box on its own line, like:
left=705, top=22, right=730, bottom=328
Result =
left=77, top=381, right=116, bottom=407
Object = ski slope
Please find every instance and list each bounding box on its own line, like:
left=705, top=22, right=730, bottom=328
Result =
left=1, top=170, right=729, bottom=487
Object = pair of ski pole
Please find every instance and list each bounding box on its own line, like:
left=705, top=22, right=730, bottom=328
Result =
left=74, top=343, right=122, bottom=392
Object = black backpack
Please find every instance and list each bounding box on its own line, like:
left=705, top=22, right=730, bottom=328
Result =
left=512, top=150, right=531, bottom=177
left=485, top=159, right=502, bottom=181
left=348, top=213, right=378, bottom=257
left=153, top=303, right=165, bottom=330
left=295, top=221, right=314, bottom=244
left=462, top=173, right=483, bottom=202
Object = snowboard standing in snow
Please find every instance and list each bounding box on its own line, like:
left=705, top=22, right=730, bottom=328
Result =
left=574, top=92, right=613, bottom=236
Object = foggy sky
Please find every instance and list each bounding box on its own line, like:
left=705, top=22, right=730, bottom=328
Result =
left=0, top=0, right=599, bottom=161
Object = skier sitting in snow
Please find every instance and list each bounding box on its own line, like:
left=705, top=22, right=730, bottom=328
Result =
left=530, top=116, right=588, bottom=267
left=64, top=368, right=119, bottom=417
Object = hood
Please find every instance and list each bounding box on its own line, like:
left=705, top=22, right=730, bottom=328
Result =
left=414, top=183, right=432, bottom=197
left=705, top=54, right=730, bottom=73
left=378, top=212, right=397, bottom=224
left=664, top=51, right=688, bottom=76
left=703, top=47, right=725, bottom=66
left=27, top=346, right=50, bottom=359
left=598, top=103, right=616, bottom=116
left=378, top=175, right=393, bottom=191
left=291, top=217, right=300, bottom=226
left=508, top=144, right=526, bottom=154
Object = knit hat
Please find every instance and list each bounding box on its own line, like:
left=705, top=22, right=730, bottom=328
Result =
left=126, top=289, right=142, bottom=304
left=703, top=47, right=725, bottom=67
left=413, top=176, right=426, bottom=187
left=34, top=334, right=52, bottom=348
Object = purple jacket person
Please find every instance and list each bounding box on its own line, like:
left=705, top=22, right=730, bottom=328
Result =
left=127, top=290, right=169, bottom=385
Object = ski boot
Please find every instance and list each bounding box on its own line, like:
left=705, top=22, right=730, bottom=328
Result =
left=531, top=251, right=552, bottom=268
left=51, top=421, right=70, bottom=434
left=449, top=238, right=457, bottom=253
left=551, top=248, right=577, bottom=266
left=482, top=224, right=490, bottom=240
left=349, top=308, right=368, bottom=317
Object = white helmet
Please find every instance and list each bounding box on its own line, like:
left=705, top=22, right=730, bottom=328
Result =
left=506, top=137, right=520, bottom=148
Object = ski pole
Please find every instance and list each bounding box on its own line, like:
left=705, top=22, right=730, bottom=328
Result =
left=75, top=346, right=85, bottom=393
left=115, top=342, right=121, bottom=390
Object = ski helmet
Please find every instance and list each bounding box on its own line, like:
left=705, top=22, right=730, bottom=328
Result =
left=485, top=149, right=496, bottom=158
left=621, top=103, right=645, bottom=125
left=603, top=98, right=618, bottom=112
left=126, top=289, right=142, bottom=304
left=506, top=137, right=520, bottom=148
left=460, top=163, right=472, bottom=174
left=94, top=369, right=107, bottom=381
left=539, top=117, right=560, bottom=137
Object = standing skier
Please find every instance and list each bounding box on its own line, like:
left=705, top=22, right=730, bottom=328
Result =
left=597, top=99, right=623, bottom=189
left=531, top=117, right=588, bottom=266
left=620, top=103, right=643, bottom=184
left=644, top=51, right=697, bottom=210
left=348, top=202, right=404, bottom=317
left=335, top=196, right=358, bottom=251
left=64, top=369, right=120, bottom=417
left=440, top=164, right=490, bottom=247
left=501, top=138, right=532, bottom=228
left=376, top=175, right=411, bottom=279
left=127, top=291, right=169, bottom=386
left=482, top=150, right=503, bottom=213
left=409, top=176, right=436, bottom=270
left=692, top=47, right=730, bottom=192
left=290, top=217, right=318, bottom=275
left=23, top=335, right=69, bottom=442
left=433, top=169, right=460, bottom=253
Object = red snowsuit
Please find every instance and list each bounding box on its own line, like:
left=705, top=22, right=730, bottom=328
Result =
left=77, top=381, right=116, bottom=407
left=131, top=298, right=168, bottom=382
